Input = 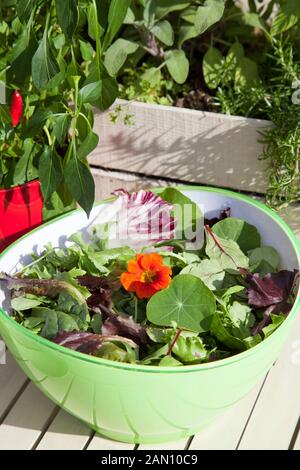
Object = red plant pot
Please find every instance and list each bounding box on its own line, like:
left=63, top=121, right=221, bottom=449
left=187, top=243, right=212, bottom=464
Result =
left=0, top=180, right=43, bottom=252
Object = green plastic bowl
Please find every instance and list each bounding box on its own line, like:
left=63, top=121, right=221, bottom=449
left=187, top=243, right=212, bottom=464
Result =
left=0, top=186, right=299, bottom=444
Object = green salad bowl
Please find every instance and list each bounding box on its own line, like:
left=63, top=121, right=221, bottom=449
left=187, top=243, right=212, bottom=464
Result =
left=0, top=186, right=299, bottom=444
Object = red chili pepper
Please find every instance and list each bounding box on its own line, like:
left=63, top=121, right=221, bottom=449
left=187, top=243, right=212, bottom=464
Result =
left=10, top=91, right=23, bottom=127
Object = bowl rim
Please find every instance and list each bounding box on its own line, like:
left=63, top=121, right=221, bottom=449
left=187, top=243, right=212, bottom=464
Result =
left=1, top=184, right=300, bottom=374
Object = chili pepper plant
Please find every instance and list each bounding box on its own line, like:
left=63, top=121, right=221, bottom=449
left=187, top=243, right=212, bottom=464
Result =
left=0, top=0, right=129, bottom=219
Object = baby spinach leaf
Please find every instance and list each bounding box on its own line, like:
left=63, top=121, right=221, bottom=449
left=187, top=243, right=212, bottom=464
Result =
left=249, top=246, right=280, bottom=276
left=146, top=274, right=216, bottom=332
left=205, top=226, right=249, bottom=270
left=212, top=217, right=261, bottom=254
left=180, top=259, right=225, bottom=290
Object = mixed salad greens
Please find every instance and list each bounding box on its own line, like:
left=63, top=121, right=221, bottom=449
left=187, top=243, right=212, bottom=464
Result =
left=0, top=188, right=298, bottom=367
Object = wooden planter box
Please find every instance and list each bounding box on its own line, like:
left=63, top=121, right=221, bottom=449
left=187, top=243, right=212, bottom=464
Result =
left=90, top=100, right=272, bottom=197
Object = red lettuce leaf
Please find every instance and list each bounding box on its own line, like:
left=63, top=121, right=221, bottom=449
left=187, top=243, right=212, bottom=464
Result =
left=52, top=331, right=137, bottom=355
left=246, top=270, right=298, bottom=308
left=102, top=310, right=148, bottom=346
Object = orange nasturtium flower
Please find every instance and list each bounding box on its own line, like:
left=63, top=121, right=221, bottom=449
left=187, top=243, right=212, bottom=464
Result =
left=120, top=253, right=172, bottom=299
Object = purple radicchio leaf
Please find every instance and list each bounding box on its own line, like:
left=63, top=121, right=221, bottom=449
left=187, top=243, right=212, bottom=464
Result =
left=204, top=208, right=231, bottom=228
left=52, top=331, right=137, bottom=355
left=111, top=189, right=176, bottom=250
left=246, top=270, right=298, bottom=308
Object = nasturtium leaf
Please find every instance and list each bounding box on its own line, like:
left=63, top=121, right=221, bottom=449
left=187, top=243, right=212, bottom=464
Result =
left=203, top=46, right=223, bottom=89
left=180, top=259, right=225, bottom=291
left=249, top=246, right=280, bottom=276
left=39, top=146, right=63, bottom=203
left=165, top=50, right=189, bottom=84
left=205, top=227, right=249, bottom=270
left=146, top=274, right=216, bottom=333
left=32, top=33, right=60, bottom=90
left=212, top=217, right=261, bottom=254
left=55, top=0, right=78, bottom=40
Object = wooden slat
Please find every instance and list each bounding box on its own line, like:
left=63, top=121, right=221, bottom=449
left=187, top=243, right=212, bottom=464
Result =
left=87, top=433, right=135, bottom=450
left=36, top=409, right=92, bottom=450
left=189, top=380, right=266, bottom=450
left=0, top=382, right=57, bottom=450
left=237, top=314, right=300, bottom=450
left=92, top=168, right=167, bottom=202
left=138, top=439, right=189, bottom=451
left=0, top=352, right=28, bottom=422
left=91, top=101, right=271, bottom=194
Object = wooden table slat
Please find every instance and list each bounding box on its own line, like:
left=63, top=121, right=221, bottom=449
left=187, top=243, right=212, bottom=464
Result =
left=0, top=382, right=57, bottom=450
left=237, top=312, right=300, bottom=450
left=0, top=352, right=28, bottom=422
left=189, top=379, right=265, bottom=450
left=36, top=409, right=93, bottom=450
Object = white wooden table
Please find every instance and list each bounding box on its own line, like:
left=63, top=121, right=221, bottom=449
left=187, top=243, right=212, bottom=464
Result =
left=0, top=200, right=300, bottom=451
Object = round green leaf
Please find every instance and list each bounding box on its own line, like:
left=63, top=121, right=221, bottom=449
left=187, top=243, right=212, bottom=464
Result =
left=146, top=274, right=216, bottom=333
left=212, top=217, right=261, bottom=254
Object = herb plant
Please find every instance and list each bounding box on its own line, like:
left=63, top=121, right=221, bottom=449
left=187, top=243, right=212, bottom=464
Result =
left=1, top=188, right=298, bottom=366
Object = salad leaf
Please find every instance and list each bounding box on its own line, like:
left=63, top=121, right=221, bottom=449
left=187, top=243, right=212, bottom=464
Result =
left=146, top=274, right=216, bottom=332
left=262, top=314, right=285, bottom=338
left=180, top=259, right=225, bottom=290
left=246, top=270, right=298, bottom=308
left=170, top=333, right=211, bottom=364
left=101, top=311, right=147, bottom=345
left=205, top=226, right=249, bottom=270
left=11, top=296, right=44, bottom=311
left=249, top=246, right=280, bottom=276
left=212, top=217, right=261, bottom=254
